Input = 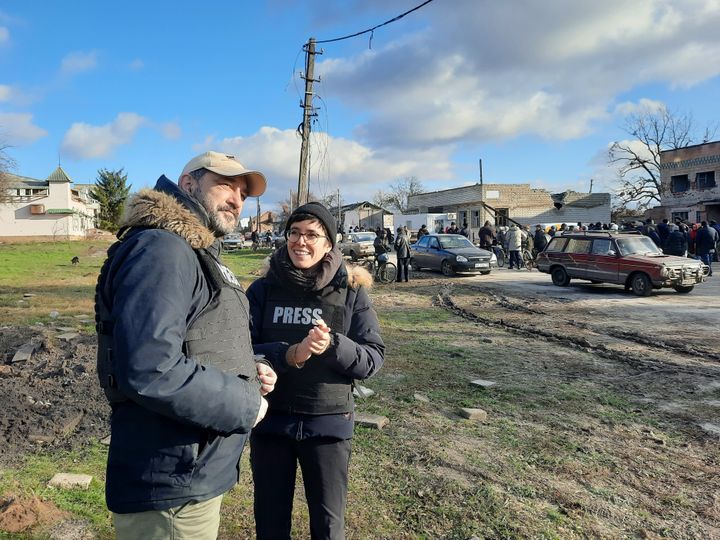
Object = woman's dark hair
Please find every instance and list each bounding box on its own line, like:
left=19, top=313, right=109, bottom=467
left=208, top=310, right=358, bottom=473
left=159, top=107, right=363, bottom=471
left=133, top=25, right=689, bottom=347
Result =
left=285, top=212, right=329, bottom=237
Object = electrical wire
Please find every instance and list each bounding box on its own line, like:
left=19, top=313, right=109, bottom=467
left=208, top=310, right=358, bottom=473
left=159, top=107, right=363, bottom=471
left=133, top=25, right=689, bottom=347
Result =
left=315, top=0, right=435, bottom=45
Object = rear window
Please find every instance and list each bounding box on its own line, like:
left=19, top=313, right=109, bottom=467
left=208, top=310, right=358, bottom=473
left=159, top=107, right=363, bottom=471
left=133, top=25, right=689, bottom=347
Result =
left=545, top=237, right=568, bottom=252
left=564, top=238, right=591, bottom=254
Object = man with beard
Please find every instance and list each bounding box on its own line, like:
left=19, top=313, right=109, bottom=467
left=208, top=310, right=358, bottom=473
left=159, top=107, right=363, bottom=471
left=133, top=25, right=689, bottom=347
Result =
left=95, top=151, right=277, bottom=539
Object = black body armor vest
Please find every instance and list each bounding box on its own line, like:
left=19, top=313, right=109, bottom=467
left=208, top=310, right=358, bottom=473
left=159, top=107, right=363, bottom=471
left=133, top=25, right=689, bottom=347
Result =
left=260, top=279, right=352, bottom=414
left=96, top=232, right=257, bottom=404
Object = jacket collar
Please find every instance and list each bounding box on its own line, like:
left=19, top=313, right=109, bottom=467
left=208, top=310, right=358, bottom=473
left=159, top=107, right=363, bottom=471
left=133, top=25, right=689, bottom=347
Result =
left=118, top=175, right=217, bottom=250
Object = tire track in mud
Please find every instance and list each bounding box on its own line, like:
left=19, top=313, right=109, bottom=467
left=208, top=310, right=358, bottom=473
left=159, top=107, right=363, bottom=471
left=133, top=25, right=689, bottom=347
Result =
left=461, top=283, right=720, bottom=362
left=434, top=283, right=720, bottom=378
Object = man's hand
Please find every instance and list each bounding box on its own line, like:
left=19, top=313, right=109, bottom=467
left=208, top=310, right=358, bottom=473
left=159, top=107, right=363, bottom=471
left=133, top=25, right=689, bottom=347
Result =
left=254, top=396, right=268, bottom=427
left=256, top=363, right=277, bottom=396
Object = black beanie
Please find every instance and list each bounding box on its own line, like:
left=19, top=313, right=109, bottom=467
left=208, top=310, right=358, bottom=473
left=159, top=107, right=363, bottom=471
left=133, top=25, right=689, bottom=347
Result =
left=285, top=202, right=337, bottom=247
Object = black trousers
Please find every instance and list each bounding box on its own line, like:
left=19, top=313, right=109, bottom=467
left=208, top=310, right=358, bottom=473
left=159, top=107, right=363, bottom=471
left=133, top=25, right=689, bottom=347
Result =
left=396, top=257, right=410, bottom=281
left=250, top=433, right=351, bottom=540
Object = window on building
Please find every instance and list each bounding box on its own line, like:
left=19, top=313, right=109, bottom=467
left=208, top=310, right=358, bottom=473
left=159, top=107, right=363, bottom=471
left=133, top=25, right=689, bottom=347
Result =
left=696, top=171, right=716, bottom=190
left=472, top=210, right=480, bottom=227
left=671, top=211, right=689, bottom=222
left=495, top=208, right=509, bottom=227
left=670, top=175, right=690, bottom=193
left=458, top=210, right=467, bottom=227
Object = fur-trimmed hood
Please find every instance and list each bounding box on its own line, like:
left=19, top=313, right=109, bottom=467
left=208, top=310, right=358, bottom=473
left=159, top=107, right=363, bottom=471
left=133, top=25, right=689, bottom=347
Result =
left=119, top=176, right=215, bottom=249
left=346, top=263, right=373, bottom=290
left=260, top=257, right=374, bottom=290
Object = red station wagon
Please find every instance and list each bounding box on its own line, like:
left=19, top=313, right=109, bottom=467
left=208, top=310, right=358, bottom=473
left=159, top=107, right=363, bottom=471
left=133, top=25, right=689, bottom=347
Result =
left=535, top=232, right=708, bottom=296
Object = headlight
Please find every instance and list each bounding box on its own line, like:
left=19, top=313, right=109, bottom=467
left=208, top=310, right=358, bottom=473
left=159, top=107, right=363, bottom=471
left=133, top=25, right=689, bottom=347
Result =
left=661, top=266, right=669, bottom=278
left=490, top=253, right=497, bottom=263
left=456, top=255, right=468, bottom=262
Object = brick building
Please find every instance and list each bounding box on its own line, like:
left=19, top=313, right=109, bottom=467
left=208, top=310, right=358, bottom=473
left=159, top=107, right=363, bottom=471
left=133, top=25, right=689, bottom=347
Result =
left=405, top=183, right=610, bottom=238
left=658, top=140, right=720, bottom=223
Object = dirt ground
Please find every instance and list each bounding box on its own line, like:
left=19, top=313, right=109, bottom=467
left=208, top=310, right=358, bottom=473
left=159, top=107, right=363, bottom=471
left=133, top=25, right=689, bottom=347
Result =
left=372, top=267, right=720, bottom=538
left=0, top=325, right=110, bottom=467
left=1, top=265, right=718, bottom=537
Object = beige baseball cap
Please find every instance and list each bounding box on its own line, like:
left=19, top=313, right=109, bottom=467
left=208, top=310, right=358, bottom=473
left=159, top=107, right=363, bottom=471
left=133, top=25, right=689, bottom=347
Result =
left=181, top=151, right=267, bottom=197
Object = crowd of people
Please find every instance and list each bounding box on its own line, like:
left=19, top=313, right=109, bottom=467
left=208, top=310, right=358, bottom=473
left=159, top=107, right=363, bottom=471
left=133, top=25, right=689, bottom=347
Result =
left=476, top=218, right=719, bottom=276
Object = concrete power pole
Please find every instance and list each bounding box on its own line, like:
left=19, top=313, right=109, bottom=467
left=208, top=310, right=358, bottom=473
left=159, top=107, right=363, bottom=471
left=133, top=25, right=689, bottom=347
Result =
left=256, top=197, right=261, bottom=233
left=297, top=38, right=320, bottom=206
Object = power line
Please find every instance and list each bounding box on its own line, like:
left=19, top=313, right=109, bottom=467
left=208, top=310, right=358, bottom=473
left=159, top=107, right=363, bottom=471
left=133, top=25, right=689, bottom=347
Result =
left=316, top=0, right=435, bottom=45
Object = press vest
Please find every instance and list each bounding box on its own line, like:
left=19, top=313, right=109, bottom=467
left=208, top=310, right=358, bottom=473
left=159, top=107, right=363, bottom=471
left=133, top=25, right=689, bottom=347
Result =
left=259, top=275, right=353, bottom=414
left=96, top=230, right=258, bottom=403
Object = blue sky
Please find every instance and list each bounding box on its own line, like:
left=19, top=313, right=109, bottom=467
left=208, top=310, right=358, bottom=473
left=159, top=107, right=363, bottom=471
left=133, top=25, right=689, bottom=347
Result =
left=1, top=0, right=719, bottom=211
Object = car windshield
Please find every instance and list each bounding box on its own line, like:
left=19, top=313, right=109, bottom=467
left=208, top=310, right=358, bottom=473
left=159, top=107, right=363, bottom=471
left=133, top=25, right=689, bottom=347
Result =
left=353, top=233, right=376, bottom=242
left=616, top=236, right=662, bottom=256
left=438, top=236, right=474, bottom=249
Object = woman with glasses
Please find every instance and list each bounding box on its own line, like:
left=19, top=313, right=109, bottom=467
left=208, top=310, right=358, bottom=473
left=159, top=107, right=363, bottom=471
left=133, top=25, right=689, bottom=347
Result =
left=246, top=202, right=385, bottom=540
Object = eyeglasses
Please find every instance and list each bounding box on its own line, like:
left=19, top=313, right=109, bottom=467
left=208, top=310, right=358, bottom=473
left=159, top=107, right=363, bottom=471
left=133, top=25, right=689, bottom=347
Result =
left=286, top=230, right=327, bottom=245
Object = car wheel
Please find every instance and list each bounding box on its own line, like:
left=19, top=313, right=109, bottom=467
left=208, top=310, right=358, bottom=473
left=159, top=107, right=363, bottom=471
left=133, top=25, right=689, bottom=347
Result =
left=673, top=285, right=694, bottom=294
left=349, top=250, right=358, bottom=261
left=630, top=273, right=652, bottom=296
left=441, top=260, right=455, bottom=276
left=409, top=258, right=419, bottom=271
left=551, top=267, right=570, bottom=287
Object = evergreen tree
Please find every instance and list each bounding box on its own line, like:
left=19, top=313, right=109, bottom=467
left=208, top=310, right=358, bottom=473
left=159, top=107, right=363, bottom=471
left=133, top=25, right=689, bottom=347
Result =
left=91, top=168, right=131, bottom=232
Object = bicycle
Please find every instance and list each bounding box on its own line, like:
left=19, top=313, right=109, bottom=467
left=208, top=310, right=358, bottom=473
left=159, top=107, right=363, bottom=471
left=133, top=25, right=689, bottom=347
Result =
left=491, top=245, right=506, bottom=267
left=522, top=249, right=536, bottom=270
left=359, top=253, right=397, bottom=283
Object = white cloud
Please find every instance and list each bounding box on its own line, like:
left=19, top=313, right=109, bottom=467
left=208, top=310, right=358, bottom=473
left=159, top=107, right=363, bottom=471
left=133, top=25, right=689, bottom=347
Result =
left=0, top=84, right=11, bottom=101
left=129, top=59, right=144, bottom=71
left=194, top=126, right=454, bottom=205
left=613, top=98, right=667, bottom=117
left=61, top=112, right=146, bottom=159
left=160, top=122, right=182, bottom=140
left=0, top=27, right=8, bottom=44
left=314, top=0, right=720, bottom=149
left=60, top=51, right=98, bottom=76
left=0, top=112, right=47, bottom=144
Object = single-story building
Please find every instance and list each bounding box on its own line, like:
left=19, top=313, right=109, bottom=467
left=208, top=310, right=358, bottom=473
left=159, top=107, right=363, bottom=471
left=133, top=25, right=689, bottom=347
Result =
left=405, top=183, right=611, bottom=240
left=0, top=167, right=100, bottom=242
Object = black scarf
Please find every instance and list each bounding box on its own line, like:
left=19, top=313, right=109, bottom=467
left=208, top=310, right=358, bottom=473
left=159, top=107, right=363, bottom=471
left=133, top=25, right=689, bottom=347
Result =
left=269, top=245, right=344, bottom=294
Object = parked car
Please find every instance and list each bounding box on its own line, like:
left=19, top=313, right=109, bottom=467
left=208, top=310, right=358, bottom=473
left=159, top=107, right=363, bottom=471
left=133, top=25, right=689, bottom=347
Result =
left=338, top=232, right=376, bottom=260
left=221, top=233, right=244, bottom=251
left=410, top=234, right=493, bottom=275
left=535, top=231, right=708, bottom=296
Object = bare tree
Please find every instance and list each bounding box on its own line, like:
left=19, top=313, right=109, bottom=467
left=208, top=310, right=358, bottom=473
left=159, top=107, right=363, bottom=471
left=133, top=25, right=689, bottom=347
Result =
left=0, top=143, right=17, bottom=202
left=608, top=108, right=716, bottom=209
left=374, top=176, right=425, bottom=213
left=276, top=189, right=324, bottom=228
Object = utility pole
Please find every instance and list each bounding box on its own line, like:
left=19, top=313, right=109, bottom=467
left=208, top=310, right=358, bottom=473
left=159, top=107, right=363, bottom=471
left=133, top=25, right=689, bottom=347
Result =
left=256, top=197, right=261, bottom=234
left=589, top=178, right=594, bottom=194
left=479, top=158, right=484, bottom=225
left=297, top=38, right=321, bottom=206
left=337, top=187, right=342, bottom=235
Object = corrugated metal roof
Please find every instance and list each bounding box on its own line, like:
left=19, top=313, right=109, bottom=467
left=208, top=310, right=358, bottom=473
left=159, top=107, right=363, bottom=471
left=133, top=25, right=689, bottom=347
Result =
left=47, top=166, right=73, bottom=183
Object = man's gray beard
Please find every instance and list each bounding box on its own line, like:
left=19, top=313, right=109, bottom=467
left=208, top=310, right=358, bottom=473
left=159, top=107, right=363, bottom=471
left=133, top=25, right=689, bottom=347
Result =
left=189, top=187, right=237, bottom=237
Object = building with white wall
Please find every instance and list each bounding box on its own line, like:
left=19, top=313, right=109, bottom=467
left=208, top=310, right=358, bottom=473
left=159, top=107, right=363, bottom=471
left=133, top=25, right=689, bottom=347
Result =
left=0, top=167, right=100, bottom=242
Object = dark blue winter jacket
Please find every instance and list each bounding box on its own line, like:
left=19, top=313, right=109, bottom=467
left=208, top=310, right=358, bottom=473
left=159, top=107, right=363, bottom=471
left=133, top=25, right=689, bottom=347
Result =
left=247, top=259, right=384, bottom=440
left=95, top=177, right=261, bottom=513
